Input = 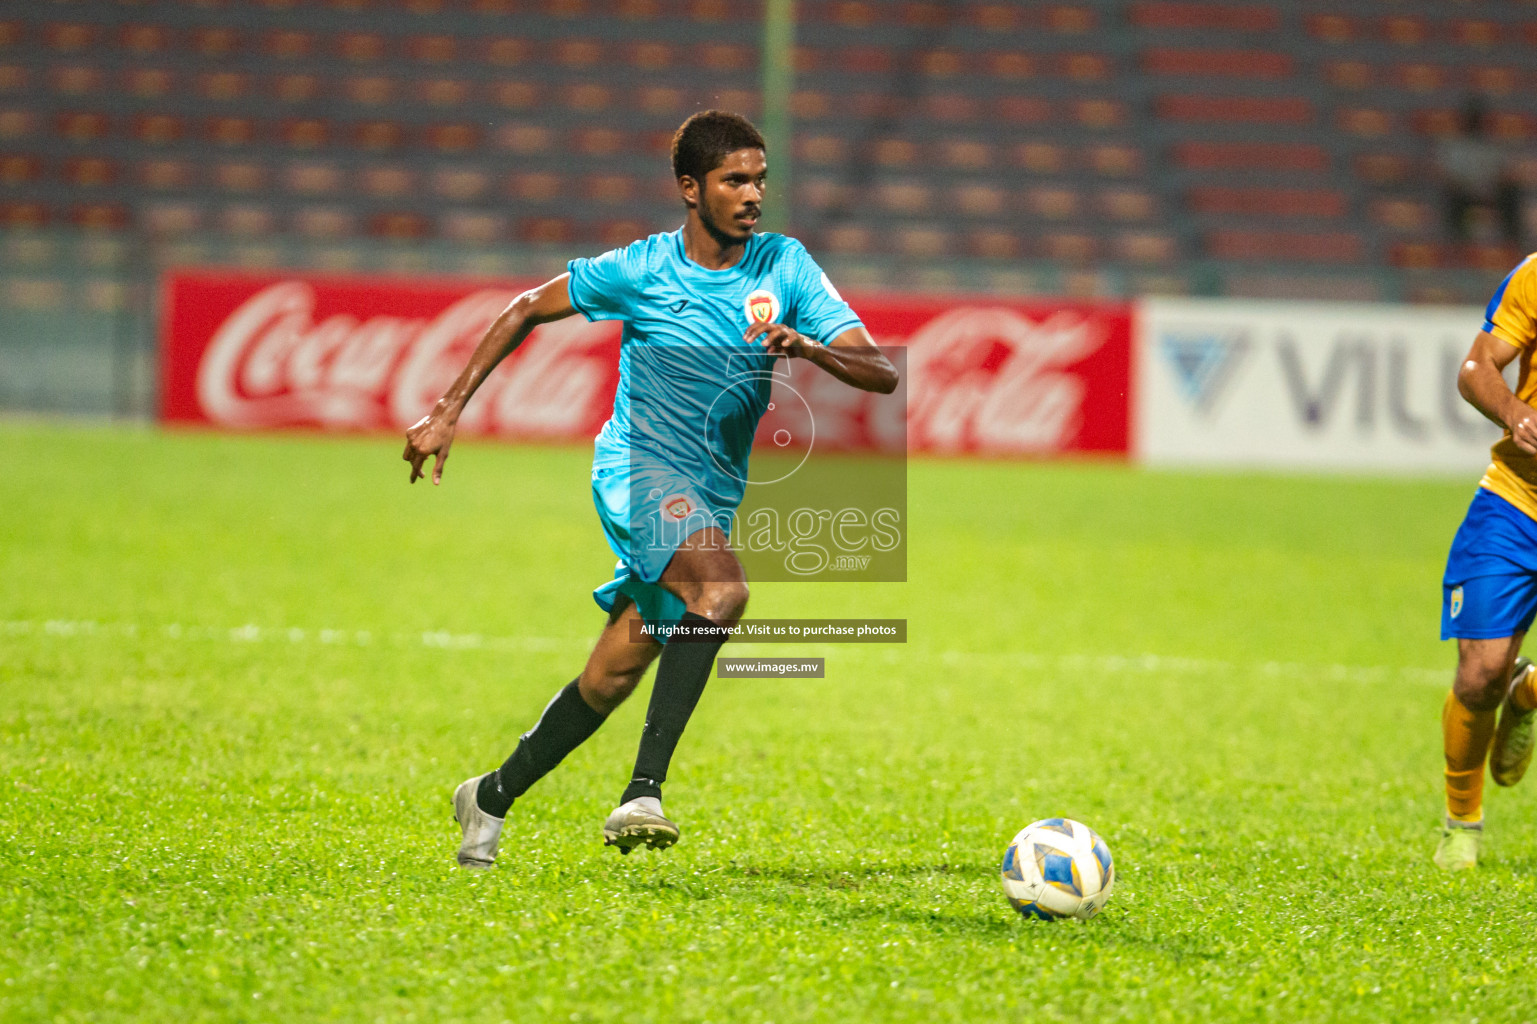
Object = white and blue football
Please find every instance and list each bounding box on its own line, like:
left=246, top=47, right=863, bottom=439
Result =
left=1000, top=818, right=1115, bottom=921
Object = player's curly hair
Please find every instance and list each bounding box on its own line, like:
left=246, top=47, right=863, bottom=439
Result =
left=671, top=110, right=766, bottom=183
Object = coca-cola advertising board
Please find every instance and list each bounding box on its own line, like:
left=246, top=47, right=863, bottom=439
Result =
left=160, top=270, right=1132, bottom=456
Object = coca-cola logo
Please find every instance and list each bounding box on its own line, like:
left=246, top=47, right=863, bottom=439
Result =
left=191, top=280, right=621, bottom=434
left=904, top=307, right=1110, bottom=452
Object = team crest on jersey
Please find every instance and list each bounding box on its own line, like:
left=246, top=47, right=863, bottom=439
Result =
left=1450, top=586, right=1464, bottom=619
left=745, top=289, right=780, bottom=325
left=661, top=494, right=694, bottom=521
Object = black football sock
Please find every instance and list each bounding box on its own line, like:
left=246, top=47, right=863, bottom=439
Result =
left=620, top=612, right=730, bottom=804
left=477, top=679, right=607, bottom=818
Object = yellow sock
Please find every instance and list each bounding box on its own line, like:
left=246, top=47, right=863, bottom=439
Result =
left=1512, top=664, right=1537, bottom=712
left=1443, top=690, right=1496, bottom=822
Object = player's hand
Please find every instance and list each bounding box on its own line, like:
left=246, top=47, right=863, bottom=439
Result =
left=1511, top=405, right=1537, bottom=454
left=403, top=410, right=457, bottom=485
left=745, top=321, right=812, bottom=359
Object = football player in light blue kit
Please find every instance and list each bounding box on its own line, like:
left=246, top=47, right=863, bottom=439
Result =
left=403, top=111, right=899, bottom=867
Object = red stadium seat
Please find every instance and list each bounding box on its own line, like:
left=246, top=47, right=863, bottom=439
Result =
left=1156, top=95, right=1312, bottom=124
left=1392, top=63, right=1450, bottom=94
left=213, top=161, right=268, bottom=193
left=71, top=202, right=130, bottom=231
left=951, top=183, right=1007, bottom=218
left=1044, top=5, right=1097, bottom=34
left=1370, top=198, right=1433, bottom=234
left=1207, top=229, right=1364, bottom=263
left=544, top=0, right=589, bottom=15
left=509, top=171, right=560, bottom=202
left=635, top=85, right=686, bottom=115
left=966, top=228, right=1022, bottom=260
left=0, top=201, right=48, bottom=228
left=1072, top=98, right=1128, bottom=129
left=418, top=79, right=472, bottom=107
left=63, top=156, right=116, bottom=188
left=485, top=38, right=532, bottom=66
left=369, top=211, right=431, bottom=239
left=615, top=0, right=663, bottom=20
left=45, top=23, right=98, bottom=53
left=426, top=124, right=481, bottom=153
left=1469, top=66, right=1520, bottom=97
left=574, top=127, right=625, bottom=157
left=1042, top=232, right=1098, bottom=264
left=0, top=64, right=28, bottom=94
left=120, top=25, right=171, bottom=54
left=122, top=69, right=175, bottom=100
left=141, top=202, right=204, bottom=236
left=1099, top=188, right=1156, bottom=222
left=1354, top=153, right=1414, bottom=186
left=1130, top=3, right=1279, bottom=32
left=207, top=117, right=261, bottom=147
left=1389, top=241, right=1445, bottom=269
left=0, top=153, right=42, bottom=185
left=281, top=118, right=329, bottom=149
left=265, top=30, right=316, bottom=60
left=874, top=180, right=933, bottom=216
left=272, top=74, right=323, bottom=104
left=1189, top=186, right=1346, bottom=219
left=1142, top=48, right=1293, bottom=79
left=1381, top=16, right=1429, bottom=47
left=55, top=111, right=111, bottom=144
left=1115, top=231, right=1178, bottom=264
left=700, top=42, right=754, bottom=72
left=361, top=164, right=416, bottom=198
left=197, top=72, right=252, bottom=102
left=354, top=120, right=404, bottom=150
left=1024, top=186, right=1081, bottom=220
left=987, top=52, right=1038, bottom=79
left=1411, top=108, right=1459, bottom=137
left=919, top=49, right=964, bottom=78
left=796, top=177, right=845, bottom=211
left=517, top=216, right=577, bottom=245
left=1174, top=142, right=1329, bottom=172
left=192, top=28, right=242, bottom=58
left=343, top=76, right=394, bottom=106
left=440, top=211, right=504, bottom=245
left=631, top=42, right=675, bottom=71
left=821, top=224, right=875, bottom=255
left=596, top=218, right=652, bottom=248
left=495, top=122, right=555, bottom=154
left=585, top=173, right=638, bottom=205
left=935, top=137, right=994, bottom=170
left=791, top=91, right=830, bottom=119
left=1057, top=53, right=1113, bottom=83
left=922, top=93, right=981, bottom=123
left=873, top=139, right=920, bottom=168
left=1338, top=107, right=1394, bottom=139
left=132, top=114, right=184, bottom=145
left=138, top=158, right=195, bottom=191
left=409, top=34, right=457, bottom=63
left=0, top=109, right=36, bottom=141
left=283, top=161, right=345, bottom=195
left=1086, top=144, right=1145, bottom=177
left=798, top=135, right=850, bottom=165
left=1305, top=14, right=1361, bottom=45
left=50, top=65, right=104, bottom=96
left=1450, top=20, right=1500, bottom=49
left=994, top=96, right=1053, bottom=125
left=1323, top=60, right=1373, bottom=90
left=555, top=39, right=604, bottom=68
left=562, top=84, right=612, bottom=112
left=337, top=33, right=388, bottom=63
left=893, top=225, right=951, bottom=259
left=1011, top=141, right=1069, bottom=174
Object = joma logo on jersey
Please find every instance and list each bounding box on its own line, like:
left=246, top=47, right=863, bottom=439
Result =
left=745, top=289, right=780, bottom=325
left=661, top=494, right=694, bottom=520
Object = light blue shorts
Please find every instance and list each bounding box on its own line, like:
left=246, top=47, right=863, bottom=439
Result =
left=590, top=463, right=732, bottom=640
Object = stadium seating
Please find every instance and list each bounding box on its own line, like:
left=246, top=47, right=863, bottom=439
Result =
left=0, top=0, right=1532, bottom=282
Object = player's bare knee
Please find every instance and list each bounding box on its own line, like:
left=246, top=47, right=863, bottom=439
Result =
left=579, top=668, right=644, bottom=715
left=689, top=580, right=749, bottom=625
left=1453, top=657, right=1509, bottom=711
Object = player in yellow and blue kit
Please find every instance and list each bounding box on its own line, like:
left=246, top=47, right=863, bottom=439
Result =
left=1435, top=253, right=1537, bottom=870
left=401, top=112, right=899, bottom=867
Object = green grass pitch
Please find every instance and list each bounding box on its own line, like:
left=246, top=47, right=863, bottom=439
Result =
left=6, top=422, right=1537, bottom=1023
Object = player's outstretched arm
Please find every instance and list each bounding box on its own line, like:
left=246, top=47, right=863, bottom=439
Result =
left=1458, top=330, right=1537, bottom=453
left=744, top=322, right=899, bottom=394
left=403, top=274, right=577, bottom=484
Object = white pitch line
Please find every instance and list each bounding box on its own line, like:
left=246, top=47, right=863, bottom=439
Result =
left=1, top=617, right=1451, bottom=686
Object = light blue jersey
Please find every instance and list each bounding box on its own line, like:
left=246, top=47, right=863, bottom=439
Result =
left=566, top=228, right=862, bottom=628
left=570, top=228, right=861, bottom=507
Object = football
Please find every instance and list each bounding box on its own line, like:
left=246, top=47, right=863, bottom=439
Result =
left=1000, top=818, right=1115, bottom=921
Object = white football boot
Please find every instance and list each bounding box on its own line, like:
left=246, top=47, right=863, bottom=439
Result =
left=602, top=796, right=680, bottom=854
left=452, top=774, right=504, bottom=869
